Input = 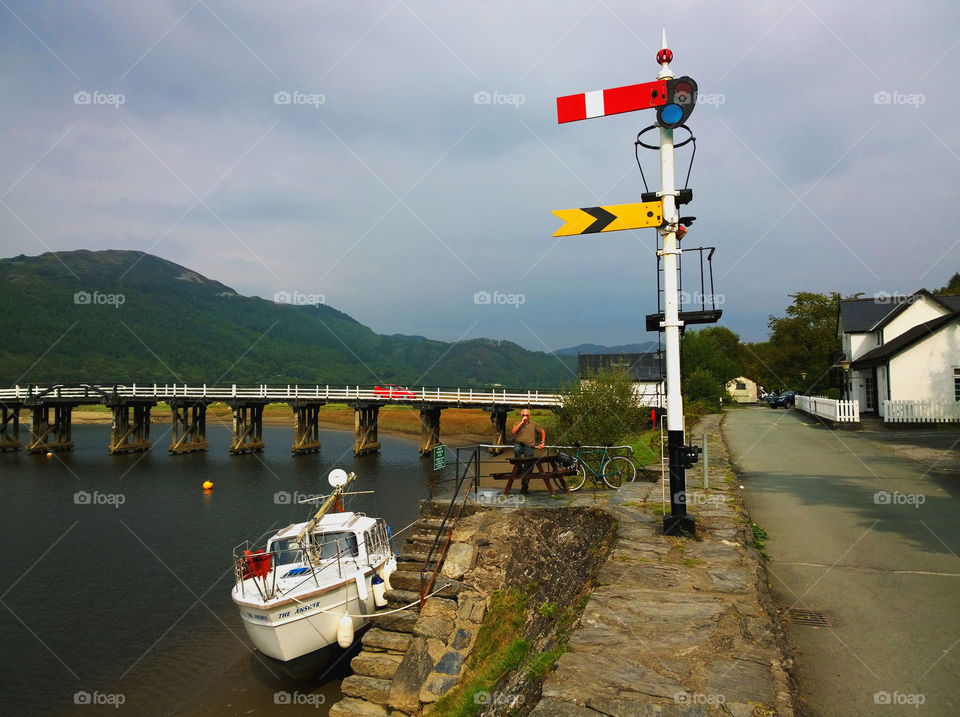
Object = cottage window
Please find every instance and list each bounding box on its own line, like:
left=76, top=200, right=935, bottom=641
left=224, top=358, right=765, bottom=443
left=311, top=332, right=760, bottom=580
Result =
left=954, top=368, right=960, bottom=402
left=736, top=381, right=746, bottom=390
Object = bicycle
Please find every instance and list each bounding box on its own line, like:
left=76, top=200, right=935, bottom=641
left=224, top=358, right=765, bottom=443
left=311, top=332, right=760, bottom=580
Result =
left=558, top=444, right=637, bottom=491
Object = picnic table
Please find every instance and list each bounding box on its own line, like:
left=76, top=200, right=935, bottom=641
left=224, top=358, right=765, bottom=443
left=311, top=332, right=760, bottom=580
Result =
left=490, top=455, right=575, bottom=496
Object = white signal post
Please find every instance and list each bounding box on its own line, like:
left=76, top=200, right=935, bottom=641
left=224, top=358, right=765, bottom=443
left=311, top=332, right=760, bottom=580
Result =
left=656, top=30, right=695, bottom=536
left=552, top=30, right=702, bottom=535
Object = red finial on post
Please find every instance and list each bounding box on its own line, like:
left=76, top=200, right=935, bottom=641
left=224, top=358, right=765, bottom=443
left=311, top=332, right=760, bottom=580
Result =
left=657, top=29, right=674, bottom=80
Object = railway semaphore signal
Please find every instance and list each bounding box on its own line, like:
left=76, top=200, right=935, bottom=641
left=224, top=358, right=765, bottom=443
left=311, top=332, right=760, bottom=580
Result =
left=553, top=29, right=711, bottom=536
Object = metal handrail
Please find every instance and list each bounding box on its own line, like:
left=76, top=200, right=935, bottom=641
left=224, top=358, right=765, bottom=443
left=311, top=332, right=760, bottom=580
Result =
left=418, top=447, right=479, bottom=607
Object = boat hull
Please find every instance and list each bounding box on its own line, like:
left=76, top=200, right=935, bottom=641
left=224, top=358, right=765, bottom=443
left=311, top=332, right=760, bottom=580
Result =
left=234, top=559, right=395, bottom=663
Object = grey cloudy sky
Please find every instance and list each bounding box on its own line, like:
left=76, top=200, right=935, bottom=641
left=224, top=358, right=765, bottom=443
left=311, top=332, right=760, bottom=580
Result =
left=1, top=1, right=958, bottom=351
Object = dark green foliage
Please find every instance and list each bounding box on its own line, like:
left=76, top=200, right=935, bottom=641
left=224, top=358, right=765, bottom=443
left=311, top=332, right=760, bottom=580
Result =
left=0, top=250, right=576, bottom=386
left=681, top=326, right=744, bottom=409
left=554, top=368, right=643, bottom=445
left=763, top=291, right=854, bottom=393
left=934, top=272, right=960, bottom=295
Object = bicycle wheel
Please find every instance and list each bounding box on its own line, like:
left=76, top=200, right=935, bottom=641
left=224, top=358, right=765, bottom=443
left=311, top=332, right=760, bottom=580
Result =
left=616, top=455, right=638, bottom=482
left=568, top=460, right=588, bottom=491
left=601, top=456, right=635, bottom=489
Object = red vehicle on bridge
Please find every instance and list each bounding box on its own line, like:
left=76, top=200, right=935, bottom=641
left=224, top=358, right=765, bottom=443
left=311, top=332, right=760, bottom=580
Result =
left=373, top=384, right=417, bottom=399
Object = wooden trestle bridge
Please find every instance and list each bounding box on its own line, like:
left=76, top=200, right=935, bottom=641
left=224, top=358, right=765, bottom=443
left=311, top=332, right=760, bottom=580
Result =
left=0, top=384, right=563, bottom=457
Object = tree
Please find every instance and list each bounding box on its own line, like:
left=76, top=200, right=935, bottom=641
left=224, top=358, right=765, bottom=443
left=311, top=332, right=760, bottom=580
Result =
left=765, top=291, right=857, bottom=392
left=680, top=326, right=744, bottom=408
left=933, top=272, right=960, bottom=295
left=555, top=368, right=643, bottom=445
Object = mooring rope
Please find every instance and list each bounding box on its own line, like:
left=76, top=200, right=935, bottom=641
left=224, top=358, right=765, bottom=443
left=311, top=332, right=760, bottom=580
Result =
left=285, top=582, right=452, bottom=618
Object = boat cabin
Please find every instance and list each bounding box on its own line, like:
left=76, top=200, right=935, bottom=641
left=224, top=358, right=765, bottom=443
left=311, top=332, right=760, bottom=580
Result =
left=266, top=512, right=390, bottom=568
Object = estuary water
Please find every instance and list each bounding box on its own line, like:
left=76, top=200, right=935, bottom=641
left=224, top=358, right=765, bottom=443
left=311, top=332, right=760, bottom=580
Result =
left=0, top=423, right=433, bottom=716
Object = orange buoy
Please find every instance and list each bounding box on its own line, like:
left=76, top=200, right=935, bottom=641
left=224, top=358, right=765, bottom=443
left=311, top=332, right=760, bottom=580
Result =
left=46, top=452, right=53, bottom=458
left=202, top=480, right=213, bottom=490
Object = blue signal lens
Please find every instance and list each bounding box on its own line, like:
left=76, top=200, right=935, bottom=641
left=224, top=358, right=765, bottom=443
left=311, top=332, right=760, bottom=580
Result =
left=661, top=104, right=683, bottom=126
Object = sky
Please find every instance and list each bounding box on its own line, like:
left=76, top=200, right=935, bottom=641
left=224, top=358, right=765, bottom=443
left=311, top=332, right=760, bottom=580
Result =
left=1, top=0, right=958, bottom=352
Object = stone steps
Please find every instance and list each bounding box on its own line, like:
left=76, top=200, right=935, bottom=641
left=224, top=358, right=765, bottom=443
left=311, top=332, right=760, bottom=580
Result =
left=351, top=651, right=404, bottom=680
left=370, top=608, right=419, bottom=633
left=396, top=560, right=424, bottom=572
left=361, top=627, right=412, bottom=653
left=327, top=499, right=471, bottom=716
left=340, top=674, right=393, bottom=704
left=383, top=588, right=421, bottom=607
left=328, top=697, right=388, bottom=717
left=387, top=569, right=421, bottom=593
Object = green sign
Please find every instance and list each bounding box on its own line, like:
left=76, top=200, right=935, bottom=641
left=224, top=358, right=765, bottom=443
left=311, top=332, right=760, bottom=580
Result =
left=433, top=444, right=446, bottom=471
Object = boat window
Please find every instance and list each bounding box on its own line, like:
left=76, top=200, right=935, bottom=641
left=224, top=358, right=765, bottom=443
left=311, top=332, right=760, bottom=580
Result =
left=365, top=521, right=389, bottom=558
left=269, top=538, right=304, bottom=566
left=315, top=531, right=359, bottom=559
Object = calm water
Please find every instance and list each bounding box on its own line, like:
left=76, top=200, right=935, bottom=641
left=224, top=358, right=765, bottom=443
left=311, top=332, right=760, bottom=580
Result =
left=0, top=424, right=433, bottom=716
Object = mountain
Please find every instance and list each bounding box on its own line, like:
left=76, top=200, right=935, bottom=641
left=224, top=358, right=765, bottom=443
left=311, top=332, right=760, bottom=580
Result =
left=0, top=250, right=575, bottom=388
left=552, top=342, right=658, bottom=356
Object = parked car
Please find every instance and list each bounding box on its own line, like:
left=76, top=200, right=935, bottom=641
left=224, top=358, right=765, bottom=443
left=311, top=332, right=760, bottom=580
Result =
left=373, top=384, right=417, bottom=399
left=766, top=390, right=797, bottom=409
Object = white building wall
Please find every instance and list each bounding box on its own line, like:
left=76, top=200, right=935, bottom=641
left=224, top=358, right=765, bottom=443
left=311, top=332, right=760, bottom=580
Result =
left=888, top=325, right=960, bottom=402
left=632, top=381, right=664, bottom=407
left=883, top=296, right=948, bottom=342
left=876, top=365, right=889, bottom=417
left=849, top=332, right=879, bottom=361
left=725, top=377, right=758, bottom=403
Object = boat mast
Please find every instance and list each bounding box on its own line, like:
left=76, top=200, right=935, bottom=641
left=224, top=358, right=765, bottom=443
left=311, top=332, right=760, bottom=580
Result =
left=295, top=471, right=356, bottom=544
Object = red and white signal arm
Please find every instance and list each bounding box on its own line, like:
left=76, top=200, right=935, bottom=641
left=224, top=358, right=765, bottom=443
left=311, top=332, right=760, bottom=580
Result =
left=557, top=76, right=698, bottom=128
left=557, top=79, right=667, bottom=123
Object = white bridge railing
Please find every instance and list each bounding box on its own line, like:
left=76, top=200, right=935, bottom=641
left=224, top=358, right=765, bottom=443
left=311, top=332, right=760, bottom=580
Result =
left=0, top=384, right=564, bottom=407
left=883, top=399, right=960, bottom=423
left=796, top=395, right=860, bottom=423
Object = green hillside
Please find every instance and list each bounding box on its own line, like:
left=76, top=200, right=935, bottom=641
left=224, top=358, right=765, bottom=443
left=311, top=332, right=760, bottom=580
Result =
left=0, top=250, right=575, bottom=388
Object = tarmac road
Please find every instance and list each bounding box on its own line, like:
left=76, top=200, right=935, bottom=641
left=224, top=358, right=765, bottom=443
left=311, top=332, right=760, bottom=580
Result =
left=723, top=407, right=959, bottom=716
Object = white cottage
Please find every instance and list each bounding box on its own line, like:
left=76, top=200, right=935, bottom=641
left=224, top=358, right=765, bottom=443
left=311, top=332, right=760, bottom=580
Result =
left=836, top=291, right=960, bottom=416
left=725, top=376, right=758, bottom=403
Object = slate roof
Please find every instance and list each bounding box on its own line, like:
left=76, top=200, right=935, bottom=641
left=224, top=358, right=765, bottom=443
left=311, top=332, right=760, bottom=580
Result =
left=577, top=352, right=664, bottom=382
left=839, top=291, right=960, bottom=333
left=838, top=298, right=904, bottom=333
left=850, top=312, right=960, bottom=368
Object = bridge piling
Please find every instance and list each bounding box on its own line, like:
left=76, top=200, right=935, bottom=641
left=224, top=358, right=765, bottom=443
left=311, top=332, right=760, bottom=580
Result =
left=1, top=402, right=22, bottom=452
left=27, top=403, right=76, bottom=453
left=107, top=401, right=155, bottom=454
left=229, top=402, right=266, bottom=454
left=290, top=401, right=324, bottom=455
left=418, top=407, right=442, bottom=455
left=169, top=400, right=210, bottom=454
left=488, top=409, right=509, bottom=454
left=353, top=404, right=381, bottom=455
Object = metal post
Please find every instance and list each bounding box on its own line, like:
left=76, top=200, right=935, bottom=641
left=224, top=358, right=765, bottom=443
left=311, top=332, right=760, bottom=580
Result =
left=658, top=31, right=695, bottom=536
left=702, top=433, right=708, bottom=489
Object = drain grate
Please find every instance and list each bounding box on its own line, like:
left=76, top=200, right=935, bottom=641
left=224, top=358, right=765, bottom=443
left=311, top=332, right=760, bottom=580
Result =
left=788, top=608, right=830, bottom=627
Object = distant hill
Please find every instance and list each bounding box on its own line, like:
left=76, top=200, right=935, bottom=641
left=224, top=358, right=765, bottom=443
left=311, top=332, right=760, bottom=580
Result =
left=0, top=250, right=576, bottom=388
left=552, top=341, right=658, bottom=356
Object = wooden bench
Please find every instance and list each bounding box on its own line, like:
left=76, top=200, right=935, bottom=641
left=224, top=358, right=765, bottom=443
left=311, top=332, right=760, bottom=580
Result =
left=490, top=456, right=575, bottom=496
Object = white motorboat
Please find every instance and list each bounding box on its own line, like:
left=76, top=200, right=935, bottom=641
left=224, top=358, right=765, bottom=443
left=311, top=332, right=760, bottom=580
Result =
left=231, top=469, right=397, bottom=664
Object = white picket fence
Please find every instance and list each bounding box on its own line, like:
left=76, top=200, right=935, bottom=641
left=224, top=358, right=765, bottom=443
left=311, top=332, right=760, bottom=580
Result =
left=883, top=399, right=960, bottom=423
left=796, top=395, right=860, bottom=423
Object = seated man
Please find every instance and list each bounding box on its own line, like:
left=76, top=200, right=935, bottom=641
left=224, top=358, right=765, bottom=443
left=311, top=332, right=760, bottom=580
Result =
left=511, top=408, right=545, bottom=458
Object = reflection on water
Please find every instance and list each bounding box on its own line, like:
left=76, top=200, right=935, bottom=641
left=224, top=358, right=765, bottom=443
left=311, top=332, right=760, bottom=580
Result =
left=0, top=424, right=431, bottom=716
